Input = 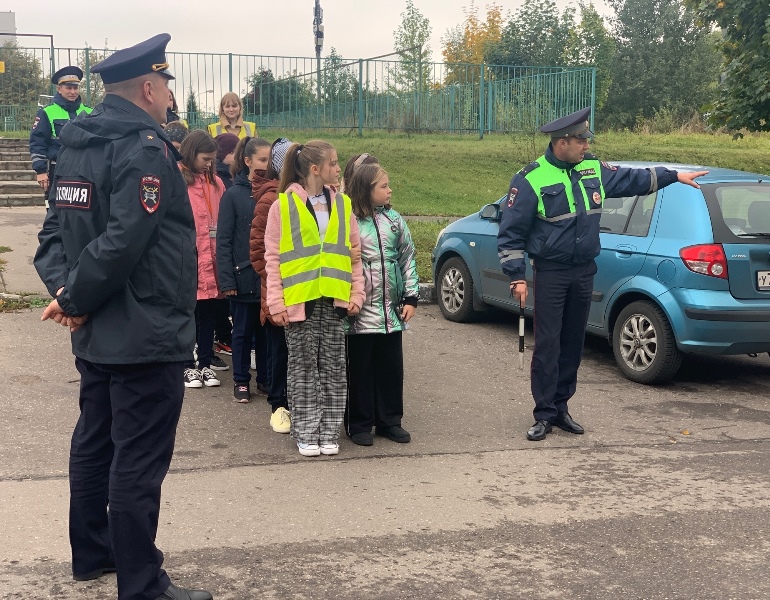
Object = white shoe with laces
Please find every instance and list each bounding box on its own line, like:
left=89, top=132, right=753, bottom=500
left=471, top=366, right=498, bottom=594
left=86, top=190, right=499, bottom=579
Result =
left=297, top=442, right=320, bottom=457
left=183, top=368, right=203, bottom=388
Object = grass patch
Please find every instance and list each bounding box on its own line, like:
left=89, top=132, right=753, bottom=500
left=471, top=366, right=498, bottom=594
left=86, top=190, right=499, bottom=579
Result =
left=0, top=296, right=47, bottom=313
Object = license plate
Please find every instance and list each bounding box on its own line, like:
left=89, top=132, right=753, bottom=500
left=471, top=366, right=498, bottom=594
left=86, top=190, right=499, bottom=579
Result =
left=759, top=270, right=770, bottom=290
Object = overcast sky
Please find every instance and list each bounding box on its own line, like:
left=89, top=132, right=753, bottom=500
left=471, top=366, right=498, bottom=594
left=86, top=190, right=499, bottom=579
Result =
left=3, top=0, right=612, bottom=62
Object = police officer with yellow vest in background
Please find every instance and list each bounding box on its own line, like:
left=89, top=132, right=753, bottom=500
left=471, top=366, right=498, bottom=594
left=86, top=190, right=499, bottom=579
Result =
left=497, top=107, right=708, bottom=442
left=29, top=66, right=93, bottom=201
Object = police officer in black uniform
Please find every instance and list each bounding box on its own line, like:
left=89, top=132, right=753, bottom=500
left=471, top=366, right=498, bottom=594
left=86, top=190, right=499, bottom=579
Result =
left=497, top=107, right=708, bottom=442
left=29, top=66, right=93, bottom=203
left=34, top=34, right=213, bottom=600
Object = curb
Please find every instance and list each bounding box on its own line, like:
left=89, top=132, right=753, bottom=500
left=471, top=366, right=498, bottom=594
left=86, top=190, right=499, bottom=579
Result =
left=0, top=292, right=48, bottom=302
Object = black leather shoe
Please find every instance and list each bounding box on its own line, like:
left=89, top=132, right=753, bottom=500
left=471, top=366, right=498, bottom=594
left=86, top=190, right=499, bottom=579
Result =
left=73, top=562, right=116, bottom=581
left=375, top=425, right=411, bottom=443
left=554, top=413, right=584, bottom=434
left=526, top=420, right=552, bottom=441
left=156, top=582, right=213, bottom=600
left=349, top=431, right=374, bottom=446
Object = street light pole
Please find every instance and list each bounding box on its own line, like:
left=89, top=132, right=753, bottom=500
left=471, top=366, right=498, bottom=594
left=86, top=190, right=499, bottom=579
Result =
left=313, top=0, right=324, bottom=102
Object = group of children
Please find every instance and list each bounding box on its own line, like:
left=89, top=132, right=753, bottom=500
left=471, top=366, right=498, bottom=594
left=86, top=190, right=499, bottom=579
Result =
left=164, top=91, right=420, bottom=456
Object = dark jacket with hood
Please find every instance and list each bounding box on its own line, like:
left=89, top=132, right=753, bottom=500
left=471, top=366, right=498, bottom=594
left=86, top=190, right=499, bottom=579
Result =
left=216, top=168, right=260, bottom=303
left=34, top=93, right=197, bottom=364
left=29, top=92, right=92, bottom=173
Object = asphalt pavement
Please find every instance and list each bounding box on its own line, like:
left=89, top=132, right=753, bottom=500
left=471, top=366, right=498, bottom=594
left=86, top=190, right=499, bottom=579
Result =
left=2, top=206, right=770, bottom=599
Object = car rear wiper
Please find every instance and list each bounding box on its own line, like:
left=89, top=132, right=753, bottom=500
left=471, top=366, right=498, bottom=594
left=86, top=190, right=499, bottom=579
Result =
left=736, top=232, right=770, bottom=237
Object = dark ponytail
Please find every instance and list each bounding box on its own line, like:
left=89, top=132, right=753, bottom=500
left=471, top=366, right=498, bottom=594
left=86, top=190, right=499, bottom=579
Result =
left=230, top=136, right=270, bottom=178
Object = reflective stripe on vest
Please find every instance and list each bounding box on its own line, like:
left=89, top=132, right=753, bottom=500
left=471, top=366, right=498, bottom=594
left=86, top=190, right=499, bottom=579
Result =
left=43, top=103, right=92, bottom=138
left=525, top=157, right=605, bottom=222
left=278, top=191, right=352, bottom=306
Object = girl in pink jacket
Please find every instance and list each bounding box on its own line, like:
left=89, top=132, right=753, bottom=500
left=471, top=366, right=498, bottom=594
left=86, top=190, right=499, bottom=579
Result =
left=264, top=140, right=365, bottom=457
left=179, top=130, right=225, bottom=389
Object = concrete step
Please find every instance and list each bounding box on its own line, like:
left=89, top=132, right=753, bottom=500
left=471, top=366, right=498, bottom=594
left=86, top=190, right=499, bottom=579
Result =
left=0, top=170, right=36, bottom=181
left=0, top=161, right=32, bottom=170
left=0, top=181, right=41, bottom=194
left=0, top=152, right=30, bottom=161
left=0, top=193, right=45, bottom=207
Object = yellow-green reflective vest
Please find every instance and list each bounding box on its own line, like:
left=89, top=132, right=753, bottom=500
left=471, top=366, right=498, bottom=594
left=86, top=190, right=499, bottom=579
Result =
left=525, top=157, right=605, bottom=221
left=278, top=191, right=353, bottom=306
left=207, top=122, right=256, bottom=139
left=43, top=103, right=92, bottom=138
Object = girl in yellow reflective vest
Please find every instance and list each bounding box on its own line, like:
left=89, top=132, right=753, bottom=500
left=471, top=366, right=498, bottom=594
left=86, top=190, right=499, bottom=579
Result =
left=264, top=140, right=365, bottom=457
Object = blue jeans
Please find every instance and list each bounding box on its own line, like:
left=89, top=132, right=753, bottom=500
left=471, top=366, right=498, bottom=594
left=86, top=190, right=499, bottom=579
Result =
left=230, top=300, right=266, bottom=385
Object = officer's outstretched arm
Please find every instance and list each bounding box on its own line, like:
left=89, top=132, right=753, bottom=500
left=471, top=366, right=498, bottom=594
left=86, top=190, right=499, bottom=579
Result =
left=599, top=158, right=679, bottom=199
left=497, top=175, right=537, bottom=283
left=57, top=151, right=166, bottom=316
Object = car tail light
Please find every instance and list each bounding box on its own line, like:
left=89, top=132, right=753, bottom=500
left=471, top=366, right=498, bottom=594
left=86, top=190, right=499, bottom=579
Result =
left=679, top=244, right=728, bottom=279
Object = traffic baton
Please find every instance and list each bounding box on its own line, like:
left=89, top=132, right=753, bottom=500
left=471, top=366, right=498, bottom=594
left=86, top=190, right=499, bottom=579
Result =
left=518, top=299, right=525, bottom=370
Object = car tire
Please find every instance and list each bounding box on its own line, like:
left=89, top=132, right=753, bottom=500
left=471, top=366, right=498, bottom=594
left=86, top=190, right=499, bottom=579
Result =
left=437, top=257, right=476, bottom=323
left=612, top=300, right=682, bottom=384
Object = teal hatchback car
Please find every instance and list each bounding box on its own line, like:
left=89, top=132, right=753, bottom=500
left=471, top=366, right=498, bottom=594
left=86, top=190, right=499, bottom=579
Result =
left=432, top=163, right=770, bottom=383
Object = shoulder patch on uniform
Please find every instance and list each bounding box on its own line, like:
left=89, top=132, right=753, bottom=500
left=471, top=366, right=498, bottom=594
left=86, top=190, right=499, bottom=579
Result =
left=32, top=116, right=41, bottom=130
left=518, top=161, right=540, bottom=177
left=601, top=161, right=618, bottom=171
left=506, top=186, right=518, bottom=207
left=140, top=175, right=161, bottom=214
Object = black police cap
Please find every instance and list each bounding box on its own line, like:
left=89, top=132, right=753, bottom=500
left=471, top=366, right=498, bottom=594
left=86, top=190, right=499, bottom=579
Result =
left=91, top=33, right=175, bottom=85
left=51, top=66, right=83, bottom=85
left=540, top=107, right=593, bottom=139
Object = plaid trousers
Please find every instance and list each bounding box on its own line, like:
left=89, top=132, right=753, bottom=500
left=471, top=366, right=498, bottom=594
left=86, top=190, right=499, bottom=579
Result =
left=284, top=299, right=347, bottom=445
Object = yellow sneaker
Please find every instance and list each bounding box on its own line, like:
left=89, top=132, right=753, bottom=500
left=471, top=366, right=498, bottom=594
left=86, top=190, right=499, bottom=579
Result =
left=270, top=407, right=291, bottom=434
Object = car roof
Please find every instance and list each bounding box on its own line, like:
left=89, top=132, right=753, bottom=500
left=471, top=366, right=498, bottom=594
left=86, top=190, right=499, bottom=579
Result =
left=612, top=161, right=769, bottom=184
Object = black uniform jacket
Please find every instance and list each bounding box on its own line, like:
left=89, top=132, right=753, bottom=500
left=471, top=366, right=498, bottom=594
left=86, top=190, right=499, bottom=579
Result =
left=497, top=146, right=678, bottom=282
left=216, top=169, right=261, bottom=302
left=29, top=93, right=88, bottom=173
left=34, top=94, right=197, bottom=364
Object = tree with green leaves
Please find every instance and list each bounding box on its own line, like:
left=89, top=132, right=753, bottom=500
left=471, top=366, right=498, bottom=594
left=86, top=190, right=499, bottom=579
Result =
left=242, top=67, right=314, bottom=116
left=600, top=0, right=721, bottom=129
left=185, top=85, right=200, bottom=126
left=0, top=41, right=47, bottom=105
left=322, top=48, right=359, bottom=104
left=392, top=0, right=432, bottom=92
left=684, top=0, right=770, bottom=131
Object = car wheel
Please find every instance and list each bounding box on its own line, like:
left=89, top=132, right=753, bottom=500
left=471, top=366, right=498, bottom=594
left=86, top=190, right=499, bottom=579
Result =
left=437, top=257, right=476, bottom=322
left=612, top=300, right=682, bottom=384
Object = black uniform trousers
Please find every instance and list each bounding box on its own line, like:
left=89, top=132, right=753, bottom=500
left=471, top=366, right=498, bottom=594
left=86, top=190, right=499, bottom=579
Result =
left=531, top=260, right=596, bottom=423
left=264, top=320, right=289, bottom=412
left=345, top=332, right=404, bottom=435
left=70, top=358, right=184, bottom=600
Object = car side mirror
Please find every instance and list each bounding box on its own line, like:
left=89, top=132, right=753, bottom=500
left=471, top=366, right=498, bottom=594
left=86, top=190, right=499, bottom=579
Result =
left=479, top=203, right=500, bottom=221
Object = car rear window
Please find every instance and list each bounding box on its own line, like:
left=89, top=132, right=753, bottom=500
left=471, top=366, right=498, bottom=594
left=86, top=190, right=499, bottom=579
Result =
left=703, top=183, right=770, bottom=244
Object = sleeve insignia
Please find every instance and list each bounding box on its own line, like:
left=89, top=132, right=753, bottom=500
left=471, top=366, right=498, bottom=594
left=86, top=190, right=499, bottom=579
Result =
left=507, top=187, right=518, bottom=207
left=601, top=161, right=618, bottom=171
left=140, top=175, right=161, bottom=214
left=32, top=116, right=40, bottom=130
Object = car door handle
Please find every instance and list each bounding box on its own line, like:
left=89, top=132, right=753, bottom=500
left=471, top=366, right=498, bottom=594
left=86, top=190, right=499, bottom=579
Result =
left=614, top=245, right=637, bottom=258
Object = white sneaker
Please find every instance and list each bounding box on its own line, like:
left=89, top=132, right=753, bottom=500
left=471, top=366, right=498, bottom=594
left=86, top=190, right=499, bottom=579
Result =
left=319, top=443, right=339, bottom=455
left=199, top=367, right=221, bottom=387
left=183, top=368, right=203, bottom=388
left=250, top=349, right=256, bottom=371
left=297, top=442, right=320, bottom=457
left=270, top=407, right=291, bottom=434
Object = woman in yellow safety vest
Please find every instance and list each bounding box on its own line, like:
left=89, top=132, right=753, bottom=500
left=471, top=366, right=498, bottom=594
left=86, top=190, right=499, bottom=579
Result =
left=263, top=140, right=365, bottom=458
left=207, top=92, right=257, bottom=139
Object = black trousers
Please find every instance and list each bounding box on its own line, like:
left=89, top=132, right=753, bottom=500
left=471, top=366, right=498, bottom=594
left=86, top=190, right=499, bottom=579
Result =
left=345, top=332, right=404, bottom=435
left=264, top=320, right=289, bottom=411
left=70, top=358, right=184, bottom=600
left=530, top=260, right=596, bottom=422
left=214, top=298, right=232, bottom=345
left=185, top=299, right=217, bottom=369
left=230, top=299, right=266, bottom=385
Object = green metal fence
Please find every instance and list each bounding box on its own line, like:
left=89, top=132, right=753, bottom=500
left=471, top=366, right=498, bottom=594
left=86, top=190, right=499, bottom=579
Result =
left=0, top=44, right=595, bottom=137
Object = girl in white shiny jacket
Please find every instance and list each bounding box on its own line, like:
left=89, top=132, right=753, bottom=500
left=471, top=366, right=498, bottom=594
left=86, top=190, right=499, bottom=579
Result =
left=344, top=162, right=419, bottom=447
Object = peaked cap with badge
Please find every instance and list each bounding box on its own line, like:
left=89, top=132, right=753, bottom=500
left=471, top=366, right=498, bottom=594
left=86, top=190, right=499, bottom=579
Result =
left=540, top=107, right=593, bottom=139
left=51, top=66, right=83, bottom=86
left=91, top=33, right=175, bottom=84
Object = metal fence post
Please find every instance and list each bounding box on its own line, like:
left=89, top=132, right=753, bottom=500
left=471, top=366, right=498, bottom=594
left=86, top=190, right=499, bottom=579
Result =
left=358, top=59, right=364, bottom=137
left=84, top=48, right=90, bottom=106
left=590, top=67, right=596, bottom=131
left=228, top=53, right=233, bottom=92
left=479, top=64, right=485, bottom=140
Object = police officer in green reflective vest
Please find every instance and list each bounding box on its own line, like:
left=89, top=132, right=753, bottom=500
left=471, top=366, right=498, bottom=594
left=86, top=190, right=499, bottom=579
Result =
left=29, top=66, right=93, bottom=204
left=497, top=107, right=708, bottom=442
